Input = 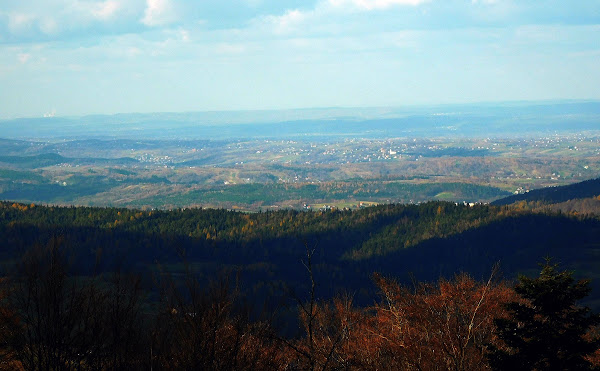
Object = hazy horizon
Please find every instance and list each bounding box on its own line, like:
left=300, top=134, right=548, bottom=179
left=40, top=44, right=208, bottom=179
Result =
left=2, top=98, right=599, bottom=121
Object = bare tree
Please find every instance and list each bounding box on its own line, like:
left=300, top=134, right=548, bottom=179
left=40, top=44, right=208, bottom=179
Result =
left=151, top=263, right=285, bottom=370
left=9, top=236, right=146, bottom=370
left=284, top=243, right=359, bottom=370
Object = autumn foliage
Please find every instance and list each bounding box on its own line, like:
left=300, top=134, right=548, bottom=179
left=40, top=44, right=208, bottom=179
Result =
left=1, top=242, right=599, bottom=370
left=364, top=273, right=514, bottom=370
left=286, top=272, right=516, bottom=370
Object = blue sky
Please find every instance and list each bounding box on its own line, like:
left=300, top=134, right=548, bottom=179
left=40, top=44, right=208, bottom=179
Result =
left=1, top=0, right=599, bottom=118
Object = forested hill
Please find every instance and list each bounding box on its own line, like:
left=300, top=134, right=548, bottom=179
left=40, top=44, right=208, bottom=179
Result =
left=492, top=177, right=600, bottom=206
left=2, top=200, right=600, bottom=309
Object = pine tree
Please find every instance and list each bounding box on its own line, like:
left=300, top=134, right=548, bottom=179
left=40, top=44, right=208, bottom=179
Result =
left=488, top=259, right=600, bottom=370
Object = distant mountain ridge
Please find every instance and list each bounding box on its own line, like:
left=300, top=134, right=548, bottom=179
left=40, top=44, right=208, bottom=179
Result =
left=1, top=101, right=599, bottom=140
left=492, top=178, right=600, bottom=206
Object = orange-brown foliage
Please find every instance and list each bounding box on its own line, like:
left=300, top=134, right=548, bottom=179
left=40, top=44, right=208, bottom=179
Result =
left=367, top=272, right=516, bottom=370
left=287, top=272, right=517, bottom=370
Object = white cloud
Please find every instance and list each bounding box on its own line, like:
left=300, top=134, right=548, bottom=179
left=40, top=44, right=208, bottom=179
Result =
left=8, top=12, right=59, bottom=36
left=2, top=0, right=142, bottom=39
left=327, top=0, right=430, bottom=10
left=253, top=0, right=431, bottom=37
left=39, top=17, right=58, bottom=34
left=178, top=28, right=190, bottom=42
left=158, top=27, right=191, bottom=45
left=141, top=0, right=177, bottom=26
left=90, top=1, right=122, bottom=20
left=127, top=47, right=142, bottom=57
left=18, top=53, right=32, bottom=64
left=262, top=9, right=308, bottom=34
left=8, top=13, right=36, bottom=34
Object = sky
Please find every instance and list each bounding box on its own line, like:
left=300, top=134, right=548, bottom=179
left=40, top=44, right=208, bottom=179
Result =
left=1, top=0, right=599, bottom=118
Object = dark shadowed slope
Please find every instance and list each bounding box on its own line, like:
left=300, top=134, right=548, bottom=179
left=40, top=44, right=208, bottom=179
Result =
left=492, top=178, right=600, bottom=206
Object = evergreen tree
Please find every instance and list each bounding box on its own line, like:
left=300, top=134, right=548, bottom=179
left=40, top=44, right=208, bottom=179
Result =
left=489, top=259, right=600, bottom=370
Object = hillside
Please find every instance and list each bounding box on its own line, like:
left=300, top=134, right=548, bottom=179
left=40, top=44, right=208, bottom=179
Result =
left=2, top=200, right=600, bottom=309
left=492, top=177, right=600, bottom=206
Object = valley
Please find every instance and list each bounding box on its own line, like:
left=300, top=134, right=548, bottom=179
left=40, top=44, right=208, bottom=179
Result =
left=0, top=134, right=598, bottom=210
